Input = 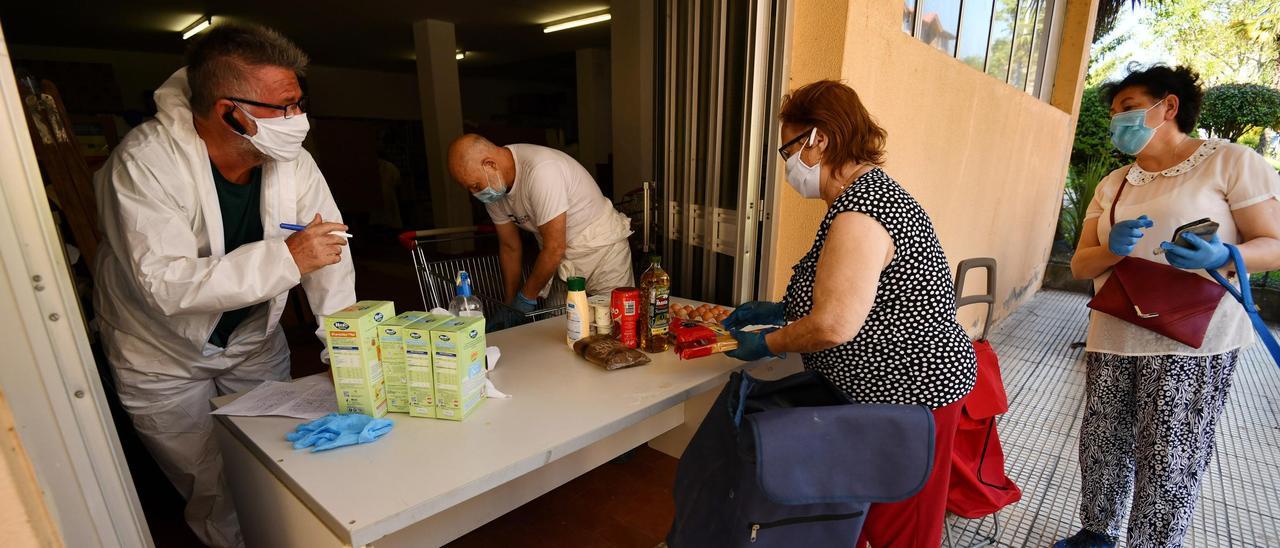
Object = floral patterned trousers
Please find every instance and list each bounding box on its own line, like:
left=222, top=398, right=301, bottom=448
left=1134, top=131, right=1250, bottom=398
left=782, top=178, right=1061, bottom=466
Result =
left=1076, top=350, right=1239, bottom=547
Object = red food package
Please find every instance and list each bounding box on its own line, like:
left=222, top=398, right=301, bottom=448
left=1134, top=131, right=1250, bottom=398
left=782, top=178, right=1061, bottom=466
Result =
left=670, top=319, right=738, bottom=359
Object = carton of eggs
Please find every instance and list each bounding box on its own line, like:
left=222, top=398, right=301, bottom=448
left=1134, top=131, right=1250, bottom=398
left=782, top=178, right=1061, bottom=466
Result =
left=670, top=303, right=734, bottom=323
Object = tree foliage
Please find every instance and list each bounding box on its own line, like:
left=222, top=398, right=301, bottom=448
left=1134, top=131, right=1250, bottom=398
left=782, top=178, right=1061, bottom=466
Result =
left=1199, top=84, right=1280, bottom=142
left=1148, top=0, right=1280, bottom=87
left=1072, top=86, right=1130, bottom=166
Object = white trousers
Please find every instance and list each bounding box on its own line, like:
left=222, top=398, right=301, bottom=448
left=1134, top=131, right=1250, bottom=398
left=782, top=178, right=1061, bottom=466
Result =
left=105, top=324, right=290, bottom=548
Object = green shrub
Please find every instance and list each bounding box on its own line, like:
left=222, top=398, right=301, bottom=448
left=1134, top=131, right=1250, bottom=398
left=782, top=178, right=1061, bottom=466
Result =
left=1059, top=157, right=1118, bottom=250
left=1200, top=84, right=1280, bottom=142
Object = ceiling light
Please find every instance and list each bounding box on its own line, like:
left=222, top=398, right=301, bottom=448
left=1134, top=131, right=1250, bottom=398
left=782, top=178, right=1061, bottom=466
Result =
left=455, top=51, right=465, bottom=61
left=543, top=12, right=611, bottom=33
left=182, top=16, right=212, bottom=40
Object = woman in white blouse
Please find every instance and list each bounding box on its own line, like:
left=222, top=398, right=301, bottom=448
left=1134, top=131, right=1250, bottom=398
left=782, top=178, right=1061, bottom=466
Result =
left=1057, top=65, right=1280, bottom=548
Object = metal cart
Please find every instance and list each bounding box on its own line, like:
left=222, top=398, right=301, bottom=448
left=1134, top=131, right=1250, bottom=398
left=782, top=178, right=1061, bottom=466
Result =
left=400, top=226, right=567, bottom=331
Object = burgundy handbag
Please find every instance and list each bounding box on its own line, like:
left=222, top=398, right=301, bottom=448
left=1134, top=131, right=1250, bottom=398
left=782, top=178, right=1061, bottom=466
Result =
left=1086, top=178, right=1227, bottom=348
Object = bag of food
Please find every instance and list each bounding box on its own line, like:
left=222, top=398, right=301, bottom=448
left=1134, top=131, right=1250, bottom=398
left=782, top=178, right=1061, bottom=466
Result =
left=573, top=335, right=653, bottom=371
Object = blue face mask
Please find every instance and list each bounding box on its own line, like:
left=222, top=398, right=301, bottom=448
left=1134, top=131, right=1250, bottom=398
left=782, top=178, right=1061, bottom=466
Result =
left=1110, top=98, right=1167, bottom=156
left=472, top=167, right=507, bottom=204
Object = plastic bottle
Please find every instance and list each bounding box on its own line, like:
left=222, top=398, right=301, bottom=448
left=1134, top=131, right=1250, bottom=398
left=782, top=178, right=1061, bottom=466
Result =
left=639, top=255, right=671, bottom=352
left=448, top=271, right=484, bottom=317
left=565, top=276, right=590, bottom=347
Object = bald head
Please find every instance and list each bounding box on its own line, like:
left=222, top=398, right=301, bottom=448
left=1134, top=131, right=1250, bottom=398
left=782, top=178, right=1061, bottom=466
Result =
left=448, top=133, right=512, bottom=194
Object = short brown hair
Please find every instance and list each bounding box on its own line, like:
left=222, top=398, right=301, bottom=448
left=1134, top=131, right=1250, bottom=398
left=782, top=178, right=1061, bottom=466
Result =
left=186, top=23, right=309, bottom=115
left=779, top=80, right=886, bottom=167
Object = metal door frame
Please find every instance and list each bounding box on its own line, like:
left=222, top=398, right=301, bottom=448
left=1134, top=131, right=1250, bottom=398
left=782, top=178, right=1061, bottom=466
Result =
left=658, top=0, right=791, bottom=304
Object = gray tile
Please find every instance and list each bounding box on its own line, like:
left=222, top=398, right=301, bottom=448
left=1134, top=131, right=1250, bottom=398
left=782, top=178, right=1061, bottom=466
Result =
left=949, top=290, right=1280, bottom=547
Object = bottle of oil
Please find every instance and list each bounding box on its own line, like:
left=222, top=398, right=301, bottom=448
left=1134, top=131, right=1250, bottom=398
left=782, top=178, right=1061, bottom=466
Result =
left=639, top=255, right=671, bottom=352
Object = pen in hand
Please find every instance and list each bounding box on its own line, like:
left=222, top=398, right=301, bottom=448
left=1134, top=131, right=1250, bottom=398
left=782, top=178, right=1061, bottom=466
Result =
left=280, top=223, right=353, bottom=239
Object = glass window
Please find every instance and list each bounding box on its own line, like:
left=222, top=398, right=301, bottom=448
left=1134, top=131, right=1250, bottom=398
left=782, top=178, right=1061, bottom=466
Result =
left=1023, top=0, right=1055, bottom=94
left=1007, top=0, right=1041, bottom=91
left=917, top=0, right=962, bottom=56
left=904, top=0, right=1061, bottom=102
left=956, top=0, right=995, bottom=71
left=985, top=0, right=1017, bottom=81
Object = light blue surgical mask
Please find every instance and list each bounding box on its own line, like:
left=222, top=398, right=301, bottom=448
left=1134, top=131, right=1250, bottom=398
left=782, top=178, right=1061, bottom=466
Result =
left=1110, top=97, right=1167, bottom=156
left=472, top=166, right=507, bottom=204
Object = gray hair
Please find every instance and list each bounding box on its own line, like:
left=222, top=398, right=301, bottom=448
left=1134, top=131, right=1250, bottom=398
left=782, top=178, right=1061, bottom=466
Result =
left=185, top=23, right=309, bottom=115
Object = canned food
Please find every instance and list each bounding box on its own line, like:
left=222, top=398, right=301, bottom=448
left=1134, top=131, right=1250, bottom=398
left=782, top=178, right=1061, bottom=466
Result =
left=611, top=287, right=640, bottom=348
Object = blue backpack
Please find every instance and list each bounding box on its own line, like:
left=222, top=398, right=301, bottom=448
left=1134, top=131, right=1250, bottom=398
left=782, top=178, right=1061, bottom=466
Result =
left=667, top=370, right=936, bottom=547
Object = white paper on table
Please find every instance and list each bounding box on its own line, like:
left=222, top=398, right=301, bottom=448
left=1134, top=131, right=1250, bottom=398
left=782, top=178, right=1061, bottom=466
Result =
left=485, top=346, right=501, bottom=371
left=483, top=346, right=511, bottom=398
left=210, top=376, right=338, bottom=419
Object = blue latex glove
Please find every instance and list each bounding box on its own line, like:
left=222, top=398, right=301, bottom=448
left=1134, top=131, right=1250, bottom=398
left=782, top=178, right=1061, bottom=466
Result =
left=285, top=413, right=394, bottom=453
left=725, top=328, right=779, bottom=362
left=1161, top=232, right=1230, bottom=270
left=722, top=301, right=786, bottom=330
left=510, top=292, right=538, bottom=314
left=1108, top=215, right=1154, bottom=256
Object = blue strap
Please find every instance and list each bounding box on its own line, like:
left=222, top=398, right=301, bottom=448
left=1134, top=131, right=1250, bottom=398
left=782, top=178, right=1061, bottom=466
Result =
left=1208, top=244, right=1280, bottom=368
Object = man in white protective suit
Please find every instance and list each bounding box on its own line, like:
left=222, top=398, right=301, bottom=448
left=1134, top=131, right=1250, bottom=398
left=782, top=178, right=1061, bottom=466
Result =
left=93, top=24, right=355, bottom=547
left=446, top=134, right=633, bottom=309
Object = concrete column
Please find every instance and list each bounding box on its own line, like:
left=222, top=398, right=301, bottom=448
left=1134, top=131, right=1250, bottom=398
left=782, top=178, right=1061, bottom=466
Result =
left=575, top=48, right=612, bottom=185
left=413, top=19, right=471, bottom=229
left=610, top=0, right=655, bottom=202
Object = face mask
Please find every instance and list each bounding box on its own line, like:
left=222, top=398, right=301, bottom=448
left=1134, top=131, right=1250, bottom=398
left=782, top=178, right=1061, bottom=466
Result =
left=472, top=166, right=507, bottom=204
left=237, top=106, right=309, bottom=162
left=784, top=129, right=822, bottom=199
left=1110, top=98, right=1167, bottom=156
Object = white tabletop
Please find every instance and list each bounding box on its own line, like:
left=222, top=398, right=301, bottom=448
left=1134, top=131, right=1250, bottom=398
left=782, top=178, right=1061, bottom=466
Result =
left=213, top=309, right=789, bottom=546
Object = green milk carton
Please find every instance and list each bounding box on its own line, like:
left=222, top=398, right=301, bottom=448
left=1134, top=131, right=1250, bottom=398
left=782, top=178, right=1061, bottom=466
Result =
left=378, top=311, right=432, bottom=413
left=430, top=316, right=488, bottom=421
left=403, top=315, right=455, bottom=418
left=324, top=300, right=396, bottom=418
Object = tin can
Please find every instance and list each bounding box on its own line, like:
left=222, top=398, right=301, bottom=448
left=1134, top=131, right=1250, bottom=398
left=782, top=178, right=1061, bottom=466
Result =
left=610, top=287, right=640, bottom=348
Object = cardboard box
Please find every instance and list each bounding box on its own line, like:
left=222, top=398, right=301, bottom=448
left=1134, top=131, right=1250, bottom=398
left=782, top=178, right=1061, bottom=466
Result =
left=378, top=311, right=434, bottom=413
left=325, top=301, right=396, bottom=417
left=430, top=316, right=487, bottom=421
left=403, top=315, right=455, bottom=418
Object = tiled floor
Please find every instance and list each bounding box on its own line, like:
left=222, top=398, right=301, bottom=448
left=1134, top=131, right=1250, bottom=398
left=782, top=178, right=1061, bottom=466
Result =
left=945, top=290, right=1280, bottom=548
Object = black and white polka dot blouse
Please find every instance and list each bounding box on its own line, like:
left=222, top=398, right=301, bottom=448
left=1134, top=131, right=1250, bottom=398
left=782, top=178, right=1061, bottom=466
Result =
left=783, top=168, right=977, bottom=409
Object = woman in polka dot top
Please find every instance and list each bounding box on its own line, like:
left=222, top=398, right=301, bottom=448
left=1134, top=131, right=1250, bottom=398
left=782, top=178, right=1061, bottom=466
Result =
left=722, top=80, right=976, bottom=547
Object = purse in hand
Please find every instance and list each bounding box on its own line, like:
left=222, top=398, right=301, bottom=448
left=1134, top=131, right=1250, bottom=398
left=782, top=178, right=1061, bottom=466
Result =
left=1086, top=178, right=1227, bottom=348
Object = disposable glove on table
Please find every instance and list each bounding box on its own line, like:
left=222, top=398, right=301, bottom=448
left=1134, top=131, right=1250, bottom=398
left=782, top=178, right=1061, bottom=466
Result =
left=1108, top=215, right=1153, bottom=256
left=285, top=413, right=394, bottom=453
left=721, top=301, right=786, bottom=329
left=1161, top=232, right=1230, bottom=271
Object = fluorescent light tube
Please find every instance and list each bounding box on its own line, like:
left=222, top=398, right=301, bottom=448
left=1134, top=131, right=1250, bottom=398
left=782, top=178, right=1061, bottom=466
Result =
left=543, top=12, right=611, bottom=33
left=183, top=17, right=212, bottom=40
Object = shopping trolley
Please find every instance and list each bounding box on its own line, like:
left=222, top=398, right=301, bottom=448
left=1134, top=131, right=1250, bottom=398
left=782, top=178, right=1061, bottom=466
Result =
left=400, top=226, right=568, bottom=331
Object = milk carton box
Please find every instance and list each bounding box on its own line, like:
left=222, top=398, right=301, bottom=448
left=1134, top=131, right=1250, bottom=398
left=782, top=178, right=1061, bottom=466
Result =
left=403, top=315, right=455, bottom=418
left=324, top=301, right=396, bottom=417
left=378, top=311, right=432, bottom=413
left=430, top=316, right=487, bottom=421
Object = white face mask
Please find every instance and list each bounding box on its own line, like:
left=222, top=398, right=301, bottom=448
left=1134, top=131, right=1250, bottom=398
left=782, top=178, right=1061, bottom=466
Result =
left=237, top=106, right=309, bottom=162
left=784, top=128, right=821, bottom=199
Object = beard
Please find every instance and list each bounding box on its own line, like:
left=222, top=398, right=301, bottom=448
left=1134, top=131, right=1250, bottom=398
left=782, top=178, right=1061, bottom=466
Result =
left=232, top=134, right=272, bottom=164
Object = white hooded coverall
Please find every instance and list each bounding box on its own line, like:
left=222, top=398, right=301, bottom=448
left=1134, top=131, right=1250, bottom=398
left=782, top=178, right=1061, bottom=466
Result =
left=93, top=68, right=355, bottom=547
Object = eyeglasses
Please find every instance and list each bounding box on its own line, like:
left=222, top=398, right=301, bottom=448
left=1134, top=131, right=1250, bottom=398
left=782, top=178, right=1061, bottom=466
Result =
left=778, top=127, right=816, bottom=160
left=228, top=96, right=309, bottom=119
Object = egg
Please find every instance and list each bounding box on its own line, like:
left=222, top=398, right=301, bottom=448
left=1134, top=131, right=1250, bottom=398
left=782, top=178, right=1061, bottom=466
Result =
left=701, top=312, right=716, bottom=322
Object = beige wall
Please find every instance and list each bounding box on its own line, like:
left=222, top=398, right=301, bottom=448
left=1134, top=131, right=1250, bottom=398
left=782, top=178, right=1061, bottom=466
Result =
left=769, top=0, right=1097, bottom=334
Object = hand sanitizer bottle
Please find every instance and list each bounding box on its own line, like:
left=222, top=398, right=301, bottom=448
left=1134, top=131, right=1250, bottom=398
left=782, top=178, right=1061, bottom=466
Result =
left=448, top=271, right=484, bottom=317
